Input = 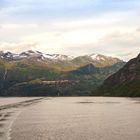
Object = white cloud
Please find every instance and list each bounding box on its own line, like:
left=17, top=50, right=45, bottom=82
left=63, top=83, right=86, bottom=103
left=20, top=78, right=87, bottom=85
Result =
left=91, top=28, right=140, bottom=61
left=0, top=6, right=139, bottom=60
left=0, top=42, right=38, bottom=53
left=1, top=24, right=38, bottom=29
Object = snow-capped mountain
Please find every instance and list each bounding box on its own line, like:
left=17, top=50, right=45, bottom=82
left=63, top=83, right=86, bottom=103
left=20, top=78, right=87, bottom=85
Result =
left=42, top=54, right=74, bottom=61
left=88, top=53, right=120, bottom=61
left=0, top=51, right=19, bottom=59
left=0, top=50, right=123, bottom=68
left=0, top=50, right=74, bottom=61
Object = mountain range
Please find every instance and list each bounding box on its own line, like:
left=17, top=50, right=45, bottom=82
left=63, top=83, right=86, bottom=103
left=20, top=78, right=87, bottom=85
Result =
left=0, top=50, right=126, bottom=96
left=0, top=50, right=122, bottom=66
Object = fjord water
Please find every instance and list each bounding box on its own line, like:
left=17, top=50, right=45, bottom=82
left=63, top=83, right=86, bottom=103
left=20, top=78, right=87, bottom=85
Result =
left=0, top=97, right=43, bottom=140
left=6, top=97, right=140, bottom=140
left=0, top=97, right=40, bottom=106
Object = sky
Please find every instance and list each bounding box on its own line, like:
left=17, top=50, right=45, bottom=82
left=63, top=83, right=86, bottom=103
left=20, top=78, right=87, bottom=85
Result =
left=0, top=0, right=140, bottom=61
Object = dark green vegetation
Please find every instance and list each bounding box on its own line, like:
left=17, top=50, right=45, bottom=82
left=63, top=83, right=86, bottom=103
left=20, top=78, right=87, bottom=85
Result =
left=98, top=54, right=140, bottom=97
left=0, top=51, right=126, bottom=96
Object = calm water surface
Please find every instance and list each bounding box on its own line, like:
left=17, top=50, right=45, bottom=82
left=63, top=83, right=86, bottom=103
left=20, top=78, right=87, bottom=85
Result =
left=1, top=97, right=140, bottom=140
left=0, top=97, right=40, bottom=106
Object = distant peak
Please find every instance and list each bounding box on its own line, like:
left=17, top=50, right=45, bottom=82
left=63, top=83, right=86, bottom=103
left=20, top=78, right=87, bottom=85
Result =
left=0, top=50, right=124, bottom=62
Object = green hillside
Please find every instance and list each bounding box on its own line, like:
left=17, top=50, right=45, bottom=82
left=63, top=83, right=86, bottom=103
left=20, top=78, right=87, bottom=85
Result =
left=97, top=54, right=140, bottom=97
left=0, top=53, right=125, bottom=96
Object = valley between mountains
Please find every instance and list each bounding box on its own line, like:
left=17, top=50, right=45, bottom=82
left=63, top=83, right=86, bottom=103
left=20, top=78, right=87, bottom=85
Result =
left=0, top=50, right=139, bottom=96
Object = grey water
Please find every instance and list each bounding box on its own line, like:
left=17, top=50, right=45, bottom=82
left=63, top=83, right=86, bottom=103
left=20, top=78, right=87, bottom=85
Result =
left=0, top=97, right=140, bottom=140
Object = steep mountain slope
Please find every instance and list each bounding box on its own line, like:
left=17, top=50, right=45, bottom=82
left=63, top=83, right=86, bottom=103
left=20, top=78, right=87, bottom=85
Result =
left=98, top=54, right=140, bottom=96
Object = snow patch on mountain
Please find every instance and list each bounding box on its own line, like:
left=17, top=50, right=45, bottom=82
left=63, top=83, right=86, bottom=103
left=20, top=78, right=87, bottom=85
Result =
left=89, top=54, right=98, bottom=60
left=89, top=54, right=106, bottom=61
left=0, top=50, right=123, bottom=64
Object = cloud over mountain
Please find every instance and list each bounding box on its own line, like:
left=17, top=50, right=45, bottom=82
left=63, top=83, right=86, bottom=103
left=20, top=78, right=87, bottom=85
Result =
left=0, top=0, right=140, bottom=60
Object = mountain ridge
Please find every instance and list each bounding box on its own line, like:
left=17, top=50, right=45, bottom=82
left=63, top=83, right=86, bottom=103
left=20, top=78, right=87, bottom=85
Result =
left=0, top=50, right=123, bottom=65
